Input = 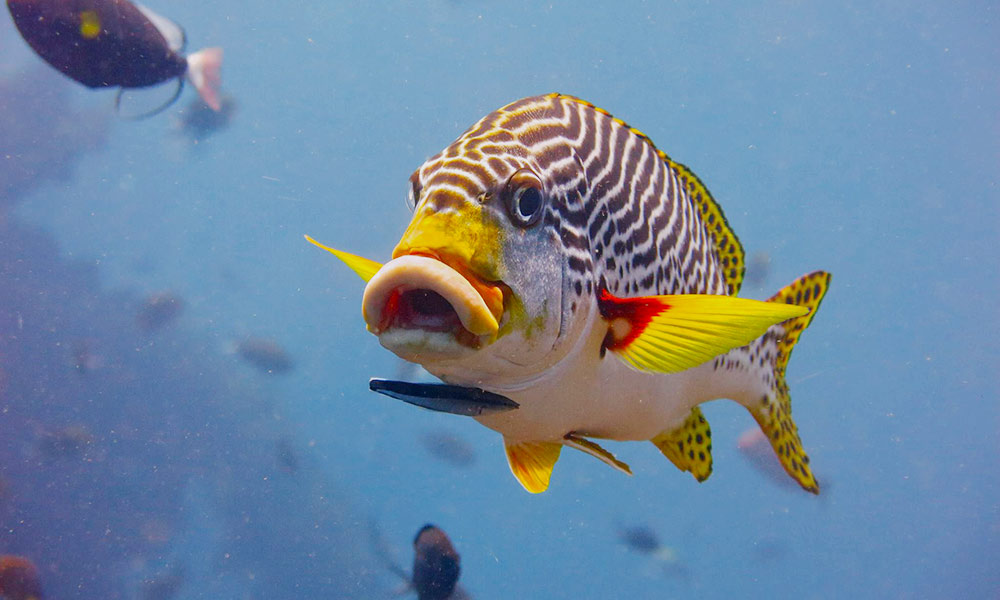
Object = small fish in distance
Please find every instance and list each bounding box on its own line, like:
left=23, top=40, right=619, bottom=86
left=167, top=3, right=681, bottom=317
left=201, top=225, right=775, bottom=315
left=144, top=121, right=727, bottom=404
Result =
left=236, top=337, right=294, bottom=375
left=411, top=525, right=465, bottom=600
left=175, top=93, right=237, bottom=143
left=137, top=291, right=184, bottom=331
left=420, top=429, right=477, bottom=468
left=0, top=555, right=44, bottom=600
left=6, top=0, right=223, bottom=117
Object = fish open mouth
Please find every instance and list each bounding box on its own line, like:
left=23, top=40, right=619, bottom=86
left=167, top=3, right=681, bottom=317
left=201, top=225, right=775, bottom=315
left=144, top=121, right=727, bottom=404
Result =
left=362, top=254, right=505, bottom=358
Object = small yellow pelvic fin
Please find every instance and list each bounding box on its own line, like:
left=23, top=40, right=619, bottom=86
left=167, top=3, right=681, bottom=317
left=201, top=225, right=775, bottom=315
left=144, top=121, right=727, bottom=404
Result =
left=563, top=433, right=632, bottom=476
left=304, top=234, right=383, bottom=282
left=504, top=439, right=562, bottom=494
left=651, top=407, right=713, bottom=482
left=599, top=291, right=808, bottom=373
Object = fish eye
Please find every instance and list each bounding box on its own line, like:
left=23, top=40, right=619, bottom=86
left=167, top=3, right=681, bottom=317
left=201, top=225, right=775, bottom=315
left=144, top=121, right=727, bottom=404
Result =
left=406, top=178, right=422, bottom=211
left=503, top=169, right=545, bottom=228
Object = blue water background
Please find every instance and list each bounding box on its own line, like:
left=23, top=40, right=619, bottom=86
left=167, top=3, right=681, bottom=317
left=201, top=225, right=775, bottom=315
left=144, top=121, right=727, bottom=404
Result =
left=1, top=1, right=997, bottom=597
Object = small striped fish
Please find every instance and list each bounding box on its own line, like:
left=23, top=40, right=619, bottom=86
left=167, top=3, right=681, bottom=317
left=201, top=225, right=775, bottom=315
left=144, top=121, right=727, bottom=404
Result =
left=309, top=93, right=830, bottom=494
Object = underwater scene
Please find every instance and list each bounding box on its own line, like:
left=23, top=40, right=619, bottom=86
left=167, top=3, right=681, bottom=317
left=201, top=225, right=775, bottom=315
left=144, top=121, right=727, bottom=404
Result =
left=1, top=1, right=996, bottom=598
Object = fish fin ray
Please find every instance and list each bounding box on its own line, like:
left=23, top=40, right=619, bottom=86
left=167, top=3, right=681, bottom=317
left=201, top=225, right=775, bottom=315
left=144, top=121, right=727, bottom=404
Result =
left=304, top=235, right=383, bottom=282
left=600, top=291, right=808, bottom=373
left=503, top=439, right=562, bottom=494
left=748, top=271, right=831, bottom=494
left=650, top=407, right=713, bottom=482
left=563, top=433, right=632, bottom=475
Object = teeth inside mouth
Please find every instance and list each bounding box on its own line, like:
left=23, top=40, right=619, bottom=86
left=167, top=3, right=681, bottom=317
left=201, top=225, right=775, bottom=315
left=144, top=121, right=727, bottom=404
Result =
left=362, top=254, right=501, bottom=340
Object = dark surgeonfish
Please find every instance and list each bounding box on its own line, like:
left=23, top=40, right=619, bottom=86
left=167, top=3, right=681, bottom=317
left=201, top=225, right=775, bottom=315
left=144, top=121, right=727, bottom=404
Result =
left=0, top=555, right=44, bottom=600
left=411, top=525, right=464, bottom=600
left=371, top=523, right=469, bottom=600
left=6, top=0, right=223, bottom=117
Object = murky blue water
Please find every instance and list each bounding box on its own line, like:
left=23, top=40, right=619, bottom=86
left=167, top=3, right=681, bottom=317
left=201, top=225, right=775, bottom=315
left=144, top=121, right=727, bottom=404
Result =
left=1, top=2, right=996, bottom=598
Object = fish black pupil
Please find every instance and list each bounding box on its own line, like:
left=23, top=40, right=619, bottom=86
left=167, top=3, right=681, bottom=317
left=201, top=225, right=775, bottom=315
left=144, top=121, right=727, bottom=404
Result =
left=516, top=186, right=541, bottom=220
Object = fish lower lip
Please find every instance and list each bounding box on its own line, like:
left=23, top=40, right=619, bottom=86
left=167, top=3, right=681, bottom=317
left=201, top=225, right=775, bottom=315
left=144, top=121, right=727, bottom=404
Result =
left=362, top=254, right=501, bottom=342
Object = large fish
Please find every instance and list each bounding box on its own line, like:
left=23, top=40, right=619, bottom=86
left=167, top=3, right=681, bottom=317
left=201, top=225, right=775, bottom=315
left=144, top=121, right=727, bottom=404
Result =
left=309, top=94, right=830, bottom=494
left=6, top=0, right=223, bottom=116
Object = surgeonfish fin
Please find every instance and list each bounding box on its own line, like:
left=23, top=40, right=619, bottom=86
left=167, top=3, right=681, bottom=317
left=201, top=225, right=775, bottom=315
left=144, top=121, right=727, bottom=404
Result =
left=650, top=407, right=714, bottom=482
left=598, top=290, right=809, bottom=373
left=134, top=3, right=187, bottom=53
left=563, top=433, right=632, bottom=476
left=746, top=271, right=831, bottom=494
left=504, top=439, right=562, bottom=493
left=369, top=378, right=519, bottom=416
left=185, top=47, right=223, bottom=111
left=305, top=235, right=383, bottom=282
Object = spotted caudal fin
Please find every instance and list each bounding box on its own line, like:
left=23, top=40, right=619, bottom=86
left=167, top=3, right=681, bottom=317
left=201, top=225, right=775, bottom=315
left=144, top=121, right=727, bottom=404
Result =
left=186, top=47, right=223, bottom=111
left=747, top=271, right=831, bottom=494
left=651, top=407, right=713, bottom=482
left=504, top=439, right=562, bottom=493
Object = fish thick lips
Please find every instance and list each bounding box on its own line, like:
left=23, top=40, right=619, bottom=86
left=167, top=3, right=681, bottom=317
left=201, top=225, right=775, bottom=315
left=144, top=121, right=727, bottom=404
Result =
left=362, top=254, right=500, bottom=337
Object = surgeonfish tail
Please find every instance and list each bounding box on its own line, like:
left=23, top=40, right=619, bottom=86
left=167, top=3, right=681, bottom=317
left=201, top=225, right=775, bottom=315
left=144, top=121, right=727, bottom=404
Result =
left=186, top=47, right=223, bottom=111
left=747, top=271, right=831, bottom=494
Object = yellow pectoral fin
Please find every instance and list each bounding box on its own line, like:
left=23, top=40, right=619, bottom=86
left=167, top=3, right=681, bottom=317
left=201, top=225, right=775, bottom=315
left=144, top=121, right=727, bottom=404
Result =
left=599, top=291, right=809, bottom=374
left=504, top=439, right=562, bottom=494
left=304, top=234, right=383, bottom=282
left=563, top=433, right=632, bottom=476
left=651, top=407, right=713, bottom=482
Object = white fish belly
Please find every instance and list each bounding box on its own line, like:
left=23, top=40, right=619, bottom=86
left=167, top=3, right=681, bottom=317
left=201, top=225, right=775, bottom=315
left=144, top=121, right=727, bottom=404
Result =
left=473, top=333, right=773, bottom=444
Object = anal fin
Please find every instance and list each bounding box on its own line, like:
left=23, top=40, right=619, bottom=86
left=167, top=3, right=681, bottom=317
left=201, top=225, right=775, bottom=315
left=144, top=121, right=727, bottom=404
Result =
left=563, top=433, right=632, bottom=476
left=504, top=439, right=562, bottom=494
left=650, top=408, right=713, bottom=482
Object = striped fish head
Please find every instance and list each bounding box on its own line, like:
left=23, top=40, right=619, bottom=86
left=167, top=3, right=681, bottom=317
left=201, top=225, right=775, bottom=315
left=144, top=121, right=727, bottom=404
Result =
left=361, top=120, right=593, bottom=384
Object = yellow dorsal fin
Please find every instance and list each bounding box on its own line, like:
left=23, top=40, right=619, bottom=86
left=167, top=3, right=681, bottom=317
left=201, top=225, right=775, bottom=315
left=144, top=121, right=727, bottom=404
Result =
left=599, top=291, right=808, bottom=374
left=504, top=439, right=562, bottom=494
left=563, top=433, right=632, bottom=476
left=746, top=271, right=831, bottom=495
left=651, top=407, right=713, bottom=482
left=666, top=159, right=746, bottom=295
left=304, top=235, right=382, bottom=282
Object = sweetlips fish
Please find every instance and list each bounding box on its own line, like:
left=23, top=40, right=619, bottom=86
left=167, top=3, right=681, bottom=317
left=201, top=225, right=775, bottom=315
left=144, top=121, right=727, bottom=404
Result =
left=308, top=93, right=830, bottom=494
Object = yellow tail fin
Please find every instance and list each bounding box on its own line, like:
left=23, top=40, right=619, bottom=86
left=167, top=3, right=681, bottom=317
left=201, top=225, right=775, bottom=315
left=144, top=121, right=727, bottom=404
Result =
left=748, top=271, right=831, bottom=494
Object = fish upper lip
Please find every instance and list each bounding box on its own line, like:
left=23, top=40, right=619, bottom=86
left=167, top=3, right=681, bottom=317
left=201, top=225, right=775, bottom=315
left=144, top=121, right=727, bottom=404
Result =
left=361, top=252, right=505, bottom=342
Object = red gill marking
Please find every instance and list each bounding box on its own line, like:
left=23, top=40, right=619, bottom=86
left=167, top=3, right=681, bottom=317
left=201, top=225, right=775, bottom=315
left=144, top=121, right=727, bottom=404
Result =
left=597, top=289, right=672, bottom=350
